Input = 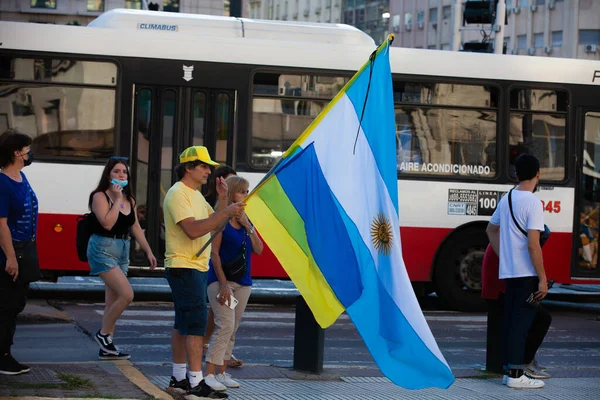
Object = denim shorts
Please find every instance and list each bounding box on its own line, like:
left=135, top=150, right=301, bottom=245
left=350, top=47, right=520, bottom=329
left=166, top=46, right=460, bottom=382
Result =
left=165, top=268, right=208, bottom=336
left=87, top=234, right=130, bottom=276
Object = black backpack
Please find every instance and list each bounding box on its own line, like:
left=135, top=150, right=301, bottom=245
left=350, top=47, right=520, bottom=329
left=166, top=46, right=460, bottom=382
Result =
left=76, top=213, right=93, bottom=262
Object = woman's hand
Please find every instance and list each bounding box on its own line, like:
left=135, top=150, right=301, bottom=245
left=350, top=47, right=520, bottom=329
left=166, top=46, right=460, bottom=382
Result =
left=146, top=251, right=157, bottom=270
left=218, top=283, right=232, bottom=307
left=110, top=184, right=124, bottom=201
left=216, top=177, right=228, bottom=199
left=237, top=212, right=251, bottom=230
left=5, top=256, right=18, bottom=282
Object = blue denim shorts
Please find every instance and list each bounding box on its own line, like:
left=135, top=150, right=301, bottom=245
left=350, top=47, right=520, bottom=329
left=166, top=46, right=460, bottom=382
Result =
left=87, top=234, right=130, bottom=276
left=165, top=268, right=208, bottom=336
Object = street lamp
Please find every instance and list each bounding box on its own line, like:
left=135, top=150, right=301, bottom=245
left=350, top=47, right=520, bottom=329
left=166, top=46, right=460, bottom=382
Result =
left=382, top=12, right=390, bottom=19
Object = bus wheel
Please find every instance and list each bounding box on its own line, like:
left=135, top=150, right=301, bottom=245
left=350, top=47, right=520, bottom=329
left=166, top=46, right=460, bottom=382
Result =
left=434, top=227, right=488, bottom=312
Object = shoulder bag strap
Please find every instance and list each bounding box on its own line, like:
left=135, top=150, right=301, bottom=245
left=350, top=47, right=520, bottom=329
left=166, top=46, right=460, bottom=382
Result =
left=508, top=189, right=528, bottom=237
left=28, top=186, right=34, bottom=239
left=103, top=192, right=113, bottom=208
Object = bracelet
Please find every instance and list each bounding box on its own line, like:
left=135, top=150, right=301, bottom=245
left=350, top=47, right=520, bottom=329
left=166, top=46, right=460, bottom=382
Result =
left=247, top=226, right=255, bottom=235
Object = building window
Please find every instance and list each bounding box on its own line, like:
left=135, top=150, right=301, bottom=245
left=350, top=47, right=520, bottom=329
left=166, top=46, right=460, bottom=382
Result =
left=125, top=1, right=141, bottom=9
left=552, top=31, right=563, bottom=46
left=417, top=10, right=425, bottom=25
left=392, top=14, right=400, bottom=31
left=87, top=0, right=104, bottom=11
left=427, top=44, right=437, bottom=49
left=533, top=33, right=544, bottom=48
left=517, top=35, right=527, bottom=49
left=441, top=43, right=451, bottom=50
left=163, top=1, right=179, bottom=12
left=31, top=0, right=56, bottom=8
left=356, top=8, right=365, bottom=24
left=429, top=8, right=438, bottom=23
left=519, top=0, right=529, bottom=7
left=535, top=0, right=545, bottom=5
left=344, top=10, right=355, bottom=24
left=442, top=6, right=451, bottom=20
left=405, top=12, right=412, bottom=28
left=509, top=89, right=568, bottom=181
left=579, top=30, right=600, bottom=45
left=394, top=82, right=498, bottom=178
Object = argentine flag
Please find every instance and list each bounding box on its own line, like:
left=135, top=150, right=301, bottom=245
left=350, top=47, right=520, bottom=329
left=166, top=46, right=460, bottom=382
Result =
left=245, top=36, right=455, bottom=389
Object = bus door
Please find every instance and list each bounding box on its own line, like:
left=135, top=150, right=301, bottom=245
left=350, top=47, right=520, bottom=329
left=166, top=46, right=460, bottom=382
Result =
left=130, top=86, right=236, bottom=268
left=575, top=110, right=600, bottom=280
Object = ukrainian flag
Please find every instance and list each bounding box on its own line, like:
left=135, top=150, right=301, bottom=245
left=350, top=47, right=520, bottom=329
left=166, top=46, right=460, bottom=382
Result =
left=245, top=36, right=455, bottom=389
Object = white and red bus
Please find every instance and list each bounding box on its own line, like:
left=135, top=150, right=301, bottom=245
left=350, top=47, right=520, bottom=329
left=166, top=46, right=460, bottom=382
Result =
left=1, top=9, right=600, bottom=311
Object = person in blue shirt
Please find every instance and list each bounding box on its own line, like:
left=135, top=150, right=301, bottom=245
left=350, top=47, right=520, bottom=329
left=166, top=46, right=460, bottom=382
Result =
left=203, top=176, right=263, bottom=391
left=0, top=129, right=37, bottom=376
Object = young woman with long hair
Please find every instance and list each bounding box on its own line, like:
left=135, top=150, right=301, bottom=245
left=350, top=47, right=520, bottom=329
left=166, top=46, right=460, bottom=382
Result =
left=88, top=157, right=157, bottom=360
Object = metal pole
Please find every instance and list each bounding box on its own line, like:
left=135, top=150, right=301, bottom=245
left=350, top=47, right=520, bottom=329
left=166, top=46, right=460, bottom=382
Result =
left=452, top=0, right=462, bottom=51
left=293, top=295, right=324, bottom=374
left=494, top=0, right=506, bottom=54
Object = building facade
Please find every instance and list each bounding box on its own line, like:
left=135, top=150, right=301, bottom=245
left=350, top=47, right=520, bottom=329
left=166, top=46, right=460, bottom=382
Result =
left=341, top=0, right=390, bottom=46
left=0, top=0, right=243, bottom=25
left=247, top=0, right=342, bottom=24
left=388, top=0, right=600, bottom=59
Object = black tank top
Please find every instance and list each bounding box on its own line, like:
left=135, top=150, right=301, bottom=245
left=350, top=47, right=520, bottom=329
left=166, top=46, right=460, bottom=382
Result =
left=91, top=193, right=135, bottom=238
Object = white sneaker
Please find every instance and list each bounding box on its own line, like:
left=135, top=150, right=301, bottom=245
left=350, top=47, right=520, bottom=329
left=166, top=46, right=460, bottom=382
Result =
left=203, top=373, right=227, bottom=391
left=524, top=363, right=551, bottom=379
left=216, top=372, right=241, bottom=388
left=502, top=375, right=508, bottom=385
left=507, top=374, right=545, bottom=389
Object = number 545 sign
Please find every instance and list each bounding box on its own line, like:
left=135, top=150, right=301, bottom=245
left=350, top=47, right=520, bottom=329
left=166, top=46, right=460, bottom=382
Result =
left=541, top=200, right=561, bottom=213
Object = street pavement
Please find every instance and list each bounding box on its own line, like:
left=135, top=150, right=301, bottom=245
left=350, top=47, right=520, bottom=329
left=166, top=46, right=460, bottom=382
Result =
left=2, top=284, right=599, bottom=399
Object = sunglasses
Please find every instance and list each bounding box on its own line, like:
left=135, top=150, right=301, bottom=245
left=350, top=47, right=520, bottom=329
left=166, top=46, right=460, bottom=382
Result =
left=109, top=156, right=129, bottom=162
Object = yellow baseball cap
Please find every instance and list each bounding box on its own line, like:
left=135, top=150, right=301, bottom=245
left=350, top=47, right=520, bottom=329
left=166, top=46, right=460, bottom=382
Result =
left=179, top=146, right=219, bottom=166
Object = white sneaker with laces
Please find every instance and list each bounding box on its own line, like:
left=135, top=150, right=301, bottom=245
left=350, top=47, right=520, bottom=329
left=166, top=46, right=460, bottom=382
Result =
left=216, top=372, right=240, bottom=388
left=524, top=363, right=551, bottom=379
left=507, top=374, right=545, bottom=389
left=204, top=374, right=227, bottom=391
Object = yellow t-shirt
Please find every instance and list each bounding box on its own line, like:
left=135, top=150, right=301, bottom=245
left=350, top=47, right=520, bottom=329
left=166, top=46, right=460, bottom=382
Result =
left=163, top=181, right=214, bottom=271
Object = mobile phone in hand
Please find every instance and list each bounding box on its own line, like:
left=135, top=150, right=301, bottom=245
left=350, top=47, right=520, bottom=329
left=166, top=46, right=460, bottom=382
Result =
left=217, top=293, right=239, bottom=310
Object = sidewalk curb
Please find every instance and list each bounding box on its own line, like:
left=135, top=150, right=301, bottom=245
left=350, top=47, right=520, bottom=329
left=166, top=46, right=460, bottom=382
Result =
left=112, top=360, right=174, bottom=400
left=0, top=398, right=140, bottom=400
left=17, top=300, right=73, bottom=324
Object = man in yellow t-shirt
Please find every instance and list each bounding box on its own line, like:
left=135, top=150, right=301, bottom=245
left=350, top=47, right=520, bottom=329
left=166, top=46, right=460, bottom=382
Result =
left=163, top=145, right=244, bottom=398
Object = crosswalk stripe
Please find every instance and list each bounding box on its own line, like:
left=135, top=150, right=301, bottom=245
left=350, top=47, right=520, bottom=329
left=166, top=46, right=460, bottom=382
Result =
left=99, top=309, right=486, bottom=322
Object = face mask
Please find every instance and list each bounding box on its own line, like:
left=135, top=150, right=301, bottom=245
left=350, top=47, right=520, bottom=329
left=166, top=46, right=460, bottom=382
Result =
left=21, top=150, right=33, bottom=167
left=110, top=178, right=128, bottom=188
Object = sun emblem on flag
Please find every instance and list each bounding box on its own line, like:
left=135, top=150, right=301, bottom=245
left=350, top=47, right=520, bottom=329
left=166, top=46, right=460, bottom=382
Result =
left=370, top=213, right=393, bottom=256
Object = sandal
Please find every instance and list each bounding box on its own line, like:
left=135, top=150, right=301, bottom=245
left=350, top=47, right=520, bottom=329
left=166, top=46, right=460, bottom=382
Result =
left=228, top=355, right=243, bottom=368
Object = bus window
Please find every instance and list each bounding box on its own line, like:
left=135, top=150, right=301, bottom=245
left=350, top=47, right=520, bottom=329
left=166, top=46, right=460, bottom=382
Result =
left=192, top=91, right=207, bottom=146
left=394, top=81, right=498, bottom=178
left=214, top=92, right=231, bottom=165
left=0, top=83, right=116, bottom=159
left=0, top=57, right=117, bottom=86
left=251, top=72, right=349, bottom=168
left=508, top=89, right=568, bottom=181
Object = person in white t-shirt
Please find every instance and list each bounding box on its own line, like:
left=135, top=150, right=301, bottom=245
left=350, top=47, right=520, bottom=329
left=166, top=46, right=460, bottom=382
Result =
left=486, top=153, right=548, bottom=390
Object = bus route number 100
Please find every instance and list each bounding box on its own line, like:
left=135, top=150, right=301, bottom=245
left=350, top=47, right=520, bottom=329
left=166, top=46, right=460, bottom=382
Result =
left=477, top=191, right=498, bottom=216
